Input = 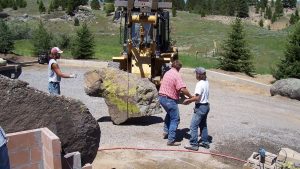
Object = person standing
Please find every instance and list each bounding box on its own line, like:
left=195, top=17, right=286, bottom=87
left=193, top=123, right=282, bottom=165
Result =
left=48, top=47, right=77, bottom=95
left=0, top=127, right=10, bottom=169
left=159, top=60, right=192, bottom=146
left=184, top=67, right=210, bottom=151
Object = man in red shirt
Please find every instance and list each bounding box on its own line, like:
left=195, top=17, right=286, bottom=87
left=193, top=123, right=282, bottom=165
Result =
left=159, top=60, right=192, bottom=146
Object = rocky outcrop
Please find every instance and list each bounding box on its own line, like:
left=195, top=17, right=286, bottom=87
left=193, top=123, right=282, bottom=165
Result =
left=0, top=75, right=100, bottom=165
left=270, top=78, right=300, bottom=101
left=84, top=68, right=163, bottom=124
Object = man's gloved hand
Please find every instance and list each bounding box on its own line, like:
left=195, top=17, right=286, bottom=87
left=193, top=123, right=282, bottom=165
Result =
left=69, top=74, right=77, bottom=78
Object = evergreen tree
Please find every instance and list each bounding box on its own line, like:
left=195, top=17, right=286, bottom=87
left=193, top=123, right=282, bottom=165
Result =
left=91, top=0, right=100, bottom=10
left=32, top=21, right=52, bottom=55
left=48, top=0, right=54, bottom=13
left=19, top=0, right=27, bottom=8
left=255, top=2, right=260, bottom=14
left=259, top=19, right=264, bottom=27
left=66, top=0, right=74, bottom=15
left=271, top=12, right=277, bottom=23
left=0, top=4, right=2, bottom=12
left=71, top=23, right=95, bottom=59
left=53, top=0, right=59, bottom=9
left=0, top=19, right=14, bottom=54
left=172, top=6, right=177, bottom=17
left=39, top=1, right=46, bottom=13
left=266, top=6, right=272, bottom=19
left=271, top=0, right=275, bottom=7
left=295, top=9, right=299, bottom=22
left=275, top=0, right=283, bottom=17
left=219, top=18, right=255, bottom=76
left=74, top=17, right=79, bottom=26
left=289, top=13, right=296, bottom=24
left=273, top=23, right=300, bottom=79
left=12, top=0, right=18, bottom=10
left=236, top=0, right=249, bottom=18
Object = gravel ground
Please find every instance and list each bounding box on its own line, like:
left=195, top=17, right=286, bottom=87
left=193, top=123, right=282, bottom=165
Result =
left=19, top=63, right=300, bottom=169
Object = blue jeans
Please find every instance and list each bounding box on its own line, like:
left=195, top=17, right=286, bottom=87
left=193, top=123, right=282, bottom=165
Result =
left=159, top=96, right=180, bottom=143
left=48, top=82, right=60, bottom=95
left=189, top=103, right=210, bottom=146
left=0, top=144, right=10, bottom=169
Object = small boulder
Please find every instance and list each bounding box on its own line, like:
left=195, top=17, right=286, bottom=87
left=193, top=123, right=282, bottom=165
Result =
left=84, top=68, right=163, bottom=124
left=270, top=78, right=300, bottom=101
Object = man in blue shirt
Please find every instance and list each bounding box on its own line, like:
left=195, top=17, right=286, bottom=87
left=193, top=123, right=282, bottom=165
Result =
left=0, top=127, right=10, bottom=169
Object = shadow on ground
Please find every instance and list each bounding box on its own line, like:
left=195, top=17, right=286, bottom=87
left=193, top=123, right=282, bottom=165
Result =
left=97, top=116, right=163, bottom=126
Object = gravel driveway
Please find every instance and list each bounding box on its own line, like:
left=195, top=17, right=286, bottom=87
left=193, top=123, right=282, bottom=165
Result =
left=19, top=63, right=300, bottom=168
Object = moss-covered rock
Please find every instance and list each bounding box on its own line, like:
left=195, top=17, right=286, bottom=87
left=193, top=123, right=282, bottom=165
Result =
left=84, top=68, right=162, bottom=124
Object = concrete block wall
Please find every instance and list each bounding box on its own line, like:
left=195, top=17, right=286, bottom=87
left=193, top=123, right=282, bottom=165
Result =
left=7, top=128, right=93, bottom=169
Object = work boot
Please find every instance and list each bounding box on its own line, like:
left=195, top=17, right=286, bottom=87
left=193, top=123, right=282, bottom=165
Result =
left=199, top=142, right=210, bottom=149
left=184, top=145, right=199, bottom=151
left=167, top=141, right=181, bottom=146
left=163, top=132, right=168, bottom=139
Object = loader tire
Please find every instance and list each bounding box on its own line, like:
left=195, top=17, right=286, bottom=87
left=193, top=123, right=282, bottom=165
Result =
left=108, top=61, right=120, bottom=69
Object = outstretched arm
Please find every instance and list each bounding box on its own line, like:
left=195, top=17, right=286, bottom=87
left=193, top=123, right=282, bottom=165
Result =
left=52, top=63, right=75, bottom=78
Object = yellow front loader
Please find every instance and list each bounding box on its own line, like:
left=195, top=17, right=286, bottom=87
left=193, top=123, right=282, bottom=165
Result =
left=110, top=0, right=178, bottom=86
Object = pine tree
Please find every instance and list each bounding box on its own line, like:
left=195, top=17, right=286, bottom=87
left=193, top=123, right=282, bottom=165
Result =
left=236, top=0, right=249, bottom=18
left=48, top=0, right=54, bottom=13
left=275, top=0, right=283, bottom=17
left=259, top=19, right=264, bottom=27
left=266, top=6, right=272, bottom=20
left=273, top=23, right=300, bottom=79
left=74, top=17, right=79, bottom=26
left=219, top=18, right=255, bottom=76
left=39, top=1, right=46, bottom=13
left=271, top=0, right=275, bottom=7
left=12, top=0, right=18, bottom=10
left=271, top=12, right=277, bottom=23
left=71, top=23, right=95, bottom=59
left=0, top=4, right=2, bottom=12
left=91, top=0, right=100, bottom=10
left=295, top=9, right=299, bottom=22
left=172, top=6, right=177, bottom=17
left=290, top=13, right=296, bottom=24
left=32, top=21, right=52, bottom=55
left=66, top=0, right=74, bottom=16
left=53, top=0, right=59, bottom=9
left=0, top=19, right=14, bottom=54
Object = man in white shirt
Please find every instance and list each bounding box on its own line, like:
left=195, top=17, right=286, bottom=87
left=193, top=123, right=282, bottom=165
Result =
left=48, top=47, right=77, bottom=95
left=0, top=127, right=10, bottom=169
left=183, top=67, right=210, bottom=151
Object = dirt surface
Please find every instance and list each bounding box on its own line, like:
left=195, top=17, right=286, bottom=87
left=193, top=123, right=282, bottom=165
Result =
left=17, top=62, right=300, bottom=169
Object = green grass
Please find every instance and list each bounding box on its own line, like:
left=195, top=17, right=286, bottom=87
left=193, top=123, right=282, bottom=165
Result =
left=8, top=2, right=295, bottom=74
left=13, top=39, right=34, bottom=57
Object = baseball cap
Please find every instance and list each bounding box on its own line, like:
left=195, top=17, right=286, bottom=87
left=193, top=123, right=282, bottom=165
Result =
left=51, top=47, right=63, bottom=54
left=195, top=67, right=206, bottom=74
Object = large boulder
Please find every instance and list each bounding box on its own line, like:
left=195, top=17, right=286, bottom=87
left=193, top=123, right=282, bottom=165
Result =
left=270, top=78, right=300, bottom=101
left=84, top=68, right=163, bottom=124
left=0, top=75, right=100, bottom=165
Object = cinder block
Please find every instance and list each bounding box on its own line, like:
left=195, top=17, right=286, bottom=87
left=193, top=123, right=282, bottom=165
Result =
left=31, top=146, right=43, bottom=163
left=9, top=148, right=30, bottom=168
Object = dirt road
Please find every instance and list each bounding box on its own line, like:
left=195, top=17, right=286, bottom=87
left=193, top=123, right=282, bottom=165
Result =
left=19, top=63, right=300, bottom=169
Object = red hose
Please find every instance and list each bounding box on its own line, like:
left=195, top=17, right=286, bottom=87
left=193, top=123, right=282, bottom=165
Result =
left=98, top=147, right=247, bottom=163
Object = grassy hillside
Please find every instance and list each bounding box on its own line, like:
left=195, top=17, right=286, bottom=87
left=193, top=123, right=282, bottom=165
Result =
left=7, top=2, right=294, bottom=74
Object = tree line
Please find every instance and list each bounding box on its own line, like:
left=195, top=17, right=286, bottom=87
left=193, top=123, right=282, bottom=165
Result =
left=172, top=0, right=298, bottom=18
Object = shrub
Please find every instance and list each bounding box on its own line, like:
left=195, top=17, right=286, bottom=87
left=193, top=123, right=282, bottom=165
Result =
left=71, top=23, right=95, bottom=59
left=272, top=23, right=300, bottom=79
left=105, top=3, right=114, bottom=16
left=8, top=22, right=32, bottom=40
left=32, top=21, right=52, bottom=55
left=91, top=0, right=100, bottom=10
left=0, top=19, right=14, bottom=54
left=219, top=18, right=255, bottom=76
left=74, top=17, right=80, bottom=26
left=259, top=19, right=264, bottom=27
